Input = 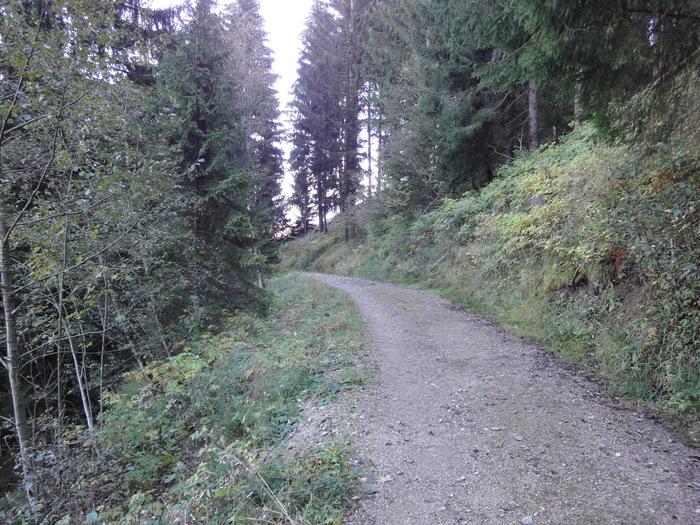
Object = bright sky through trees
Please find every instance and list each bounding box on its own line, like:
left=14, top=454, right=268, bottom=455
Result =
left=257, top=0, right=315, bottom=200
left=150, top=0, right=313, bottom=109
left=150, top=0, right=315, bottom=198
left=257, top=0, right=315, bottom=111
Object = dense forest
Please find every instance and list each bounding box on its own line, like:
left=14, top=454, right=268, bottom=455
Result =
left=0, top=0, right=291, bottom=520
left=289, top=0, right=699, bottom=227
left=1, top=0, right=698, bottom=522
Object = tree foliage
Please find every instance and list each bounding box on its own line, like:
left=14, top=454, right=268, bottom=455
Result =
left=0, top=0, right=284, bottom=503
left=289, top=0, right=370, bottom=235
left=355, top=0, right=700, bottom=215
left=283, top=0, right=700, bottom=439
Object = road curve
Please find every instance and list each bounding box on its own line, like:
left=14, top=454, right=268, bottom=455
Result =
left=307, top=273, right=699, bottom=525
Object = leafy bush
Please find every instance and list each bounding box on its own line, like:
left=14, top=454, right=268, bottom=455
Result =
left=2, top=274, right=364, bottom=524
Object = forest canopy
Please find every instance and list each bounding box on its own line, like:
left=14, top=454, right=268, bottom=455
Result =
left=288, top=0, right=699, bottom=224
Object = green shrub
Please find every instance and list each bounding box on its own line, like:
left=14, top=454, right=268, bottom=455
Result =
left=3, top=274, right=364, bottom=524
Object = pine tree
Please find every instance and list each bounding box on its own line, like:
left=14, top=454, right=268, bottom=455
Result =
left=513, top=0, right=700, bottom=133
left=223, top=0, right=285, bottom=284
left=290, top=1, right=345, bottom=233
left=289, top=123, right=315, bottom=235
left=364, top=0, right=506, bottom=212
left=160, top=0, right=249, bottom=248
left=290, top=0, right=370, bottom=235
left=159, top=0, right=282, bottom=275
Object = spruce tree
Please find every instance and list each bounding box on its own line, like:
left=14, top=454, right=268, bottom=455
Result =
left=223, top=0, right=285, bottom=284
left=290, top=1, right=344, bottom=233
left=159, top=0, right=282, bottom=280
left=290, top=0, right=370, bottom=234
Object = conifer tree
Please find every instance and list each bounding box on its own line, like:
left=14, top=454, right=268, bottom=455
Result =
left=514, top=0, right=699, bottom=133
left=363, top=0, right=506, bottom=212
left=160, top=0, right=249, bottom=250
left=289, top=124, right=315, bottom=235
left=290, top=1, right=345, bottom=233
left=159, top=0, right=282, bottom=280
left=290, top=0, right=370, bottom=235
left=223, top=0, right=285, bottom=283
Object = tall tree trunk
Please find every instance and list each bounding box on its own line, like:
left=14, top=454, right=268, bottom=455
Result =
left=528, top=79, right=539, bottom=151
left=317, top=174, right=326, bottom=233
left=253, top=246, right=266, bottom=289
left=0, top=214, right=33, bottom=479
left=0, top=7, right=50, bottom=477
left=55, top=190, right=72, bottom=428
left=344, top=1, right=361, bottom=242
left=65, top=324, right=94, bottom=429
left=99, top=268, right=109, bottom=422
left=367, top=92, right=373, bottom=199
left=376, top=108, right=383, bottom=194
left=303, top=192, right=310, bottom=236
left=574, top=82, right=584, bottom=128
left=345, top=211, right=350, bottom=243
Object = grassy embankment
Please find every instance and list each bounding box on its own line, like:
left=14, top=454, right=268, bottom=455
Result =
left=282, top=125, right=699, bottom=442
left=3, top=274, right=364, bottom=524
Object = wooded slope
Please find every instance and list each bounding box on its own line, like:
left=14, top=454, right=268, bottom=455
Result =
left=283, top=0, right=700, bottom=438
left=282, top=124, right=700, bottom=441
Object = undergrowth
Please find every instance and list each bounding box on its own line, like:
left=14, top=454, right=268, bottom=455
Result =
left=2, top=274, right=364, bottom=524
left=281, top=125, right=700, bottom=442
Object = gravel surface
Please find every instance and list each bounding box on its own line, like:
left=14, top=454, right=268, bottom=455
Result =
left=298, top=273, right=699, bottom=524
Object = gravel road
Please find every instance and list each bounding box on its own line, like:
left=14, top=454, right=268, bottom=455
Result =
left=302, top=273, right=699, bottom=525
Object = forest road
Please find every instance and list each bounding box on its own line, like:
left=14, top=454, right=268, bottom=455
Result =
left=303, top=273, right=699, bottom=525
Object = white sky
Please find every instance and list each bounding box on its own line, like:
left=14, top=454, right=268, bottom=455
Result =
left=253, top=0, right=315, bottom=201
left=257, top=0, right=315, bottom=114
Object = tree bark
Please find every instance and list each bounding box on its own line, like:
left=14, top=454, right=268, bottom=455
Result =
left=376, top=106, right=383, bottom=194
left=254, top=246, right=266, bottom=289
left=528, top=79, right=539, bottom=151
left=367, top=92, right=373, bottom=199
left=317, top=175, right=326, bottom=233
left=0, top=214, right=33, bottom=479
left=574, top=81, right=584, bottom=128
left=303, top=190, right=310, bottom=236
left=65, top=326, right=94, bottom=429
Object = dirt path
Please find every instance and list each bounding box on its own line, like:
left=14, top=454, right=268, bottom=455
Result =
left=304, top=273, right=699, bottom=524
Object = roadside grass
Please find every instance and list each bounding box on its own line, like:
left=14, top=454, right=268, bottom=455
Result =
left=4, top=273, right=364, bottom=525
left=280, top=125, right=700, bottom=443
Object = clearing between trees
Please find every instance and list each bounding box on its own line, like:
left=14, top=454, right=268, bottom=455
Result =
left=301, top=273, right=699, bottom=524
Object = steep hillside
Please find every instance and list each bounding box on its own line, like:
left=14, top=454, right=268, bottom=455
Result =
left=281, top=126, right=700, bottom=441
